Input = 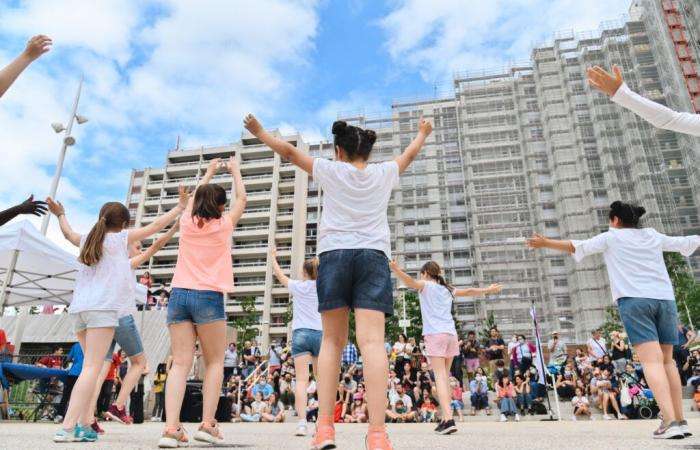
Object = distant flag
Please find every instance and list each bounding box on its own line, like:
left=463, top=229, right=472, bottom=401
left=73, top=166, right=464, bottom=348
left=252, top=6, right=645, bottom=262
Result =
left=530, top=304, right=546, bottom=386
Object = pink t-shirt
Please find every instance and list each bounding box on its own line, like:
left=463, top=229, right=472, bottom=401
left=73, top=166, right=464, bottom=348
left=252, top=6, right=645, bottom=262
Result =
left=172, top=213, right=234, bottom=293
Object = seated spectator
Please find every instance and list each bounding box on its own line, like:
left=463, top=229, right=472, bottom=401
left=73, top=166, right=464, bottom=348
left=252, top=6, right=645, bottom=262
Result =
left=401, top=361, right=416, bottom=392
left=492, top=359, right=510, bottom=385
left=388, top=399, right=417, bottom=423
left=556, top=364, right=577, bottom=400
left=416, top=387, right=439, bottom=410
left=589, top=369, right=626, bottom=420
left=571, top=387, right=592, bottom=421
left=334, top=387, right=347, bottom=424
left=35, top=346, right=63, bottom=368
left=575, top=348, right=592, bottom=377
left=388, top=369, right=400, bottom=393
left=388, top=384, right=414, bottom=411
left=279, top=372, right=295, bottom=410
left=694, top=385, right=700, bottom=411
left=525, top=366, right=545, bottom=401
left=598, top=354, right=616, bottom=377
left=262, top=392, right=285, bottom=423
left=687, top=366, right=700, bottom=387
left=469, top=368, right=490, bottom=416
left=414, top=362, right=436, bottom=401
left=241, top=391, right=266, bottom=422
left=409, top=337, right=423, bottom=366
left=418, top=396, right=437, bottom=423
left=307, top=392, right=319, bottom=423
left=449, top=376, right=464, bottom=422
left=280, top=357, right=296, bottom=379
left=344, top=394, right=368, bottom=423
left=496, top=375, right=519, bottom=422
left=342, top=370, right=358, bottom=393
left=252, top=374, right=274, bottom=400
left=514, top=375, right=532, bottom=415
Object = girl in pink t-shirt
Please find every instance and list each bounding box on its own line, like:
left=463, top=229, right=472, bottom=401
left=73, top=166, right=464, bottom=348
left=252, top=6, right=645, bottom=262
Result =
left=159, top=158, right=246, bottom=448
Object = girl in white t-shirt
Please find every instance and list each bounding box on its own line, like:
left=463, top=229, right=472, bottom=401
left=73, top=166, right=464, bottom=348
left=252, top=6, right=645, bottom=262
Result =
left=244, top=113, right=431, bottom=450
left=47, top=189, right=187, bottom=443
left=270, top=245, right=321, bottom=437
left=571, top=387, right=591, bottom=421
left=527, top=200, right=700, bottom=440
left=390, top=260, right=502, bottom=435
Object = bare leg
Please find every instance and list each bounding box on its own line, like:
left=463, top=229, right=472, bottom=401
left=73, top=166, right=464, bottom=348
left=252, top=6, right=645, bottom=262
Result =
left=294, top=354, right=312, bottom=422
left=430, top=356, right=454, bottom=422
left=316, top=308, right=349, bottom=419
left=661, top=344, right=684, bottom=422
left=164, top=322, right=196, bottom=429
left=114, top=353, right=146, bottom=408
left=634, top=341, right=677, bottom=423
left=355, top=309, right=388, bottom=428
left=196, top=320, right=226, bottom=425
left=87, top=361, right=110, bottom=424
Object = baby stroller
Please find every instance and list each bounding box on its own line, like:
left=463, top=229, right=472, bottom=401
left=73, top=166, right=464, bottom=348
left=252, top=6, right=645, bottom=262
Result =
left=619, top=372, right=658, bottom=420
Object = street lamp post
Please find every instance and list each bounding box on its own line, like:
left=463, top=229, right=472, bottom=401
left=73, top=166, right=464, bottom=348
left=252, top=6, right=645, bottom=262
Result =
left=558, top=317, right=577, bottom=342
left=40, top=77, right=88, bottom=234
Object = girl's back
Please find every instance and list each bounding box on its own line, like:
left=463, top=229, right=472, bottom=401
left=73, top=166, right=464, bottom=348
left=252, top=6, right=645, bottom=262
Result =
left=72, top=231, right=131, bottom=313
left=288, top=279, right=322, bottom=331
left=418, top=281, right=456, bottom=336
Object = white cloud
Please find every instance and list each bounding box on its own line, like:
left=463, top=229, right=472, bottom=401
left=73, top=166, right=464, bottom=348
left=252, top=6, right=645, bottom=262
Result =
left=379, top=0, right=632, bottom=82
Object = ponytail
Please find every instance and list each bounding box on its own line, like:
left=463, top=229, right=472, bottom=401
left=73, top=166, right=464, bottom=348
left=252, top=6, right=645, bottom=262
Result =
left=79, top=202, right=130, bottom=266
left=420, top=261, right=454, bottom=298
left=303, top=257, right=319, bottom=280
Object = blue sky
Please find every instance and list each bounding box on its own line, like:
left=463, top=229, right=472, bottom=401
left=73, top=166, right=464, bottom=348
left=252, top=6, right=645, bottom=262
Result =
left=0, top=0, right=632, bottom=247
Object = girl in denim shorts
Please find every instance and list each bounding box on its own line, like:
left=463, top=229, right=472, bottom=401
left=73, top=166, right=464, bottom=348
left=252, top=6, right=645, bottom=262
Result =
left=47, top=189, right=186, bottom=443
left=159, top=158, right=246, bottom=448
left=528, top=201, right=700, bottom=440
left=390, top=260, right=502, bottom=435
left=244, top=113, right=431, bottom=450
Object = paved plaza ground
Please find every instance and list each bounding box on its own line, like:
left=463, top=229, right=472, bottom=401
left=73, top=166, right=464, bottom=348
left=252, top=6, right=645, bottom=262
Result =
left=1, top=418, right=700, bottom=450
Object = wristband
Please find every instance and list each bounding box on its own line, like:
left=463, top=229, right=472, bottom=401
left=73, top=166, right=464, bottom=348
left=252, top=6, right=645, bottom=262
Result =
left=57, top=213, right=65, bottom=219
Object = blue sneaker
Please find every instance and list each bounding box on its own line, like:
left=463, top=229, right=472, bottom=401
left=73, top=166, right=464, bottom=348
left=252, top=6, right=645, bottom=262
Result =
left=53, top=428, right=77, bottom=443
left=75, top=424, right=98, bottom=442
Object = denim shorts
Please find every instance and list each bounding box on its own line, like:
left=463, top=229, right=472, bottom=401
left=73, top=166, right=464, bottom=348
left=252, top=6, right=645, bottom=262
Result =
left=105, top=314, right=144, bottom=360
left=71, top=310, right=119, bottom=334
left=167, top=288, right=226, bottom=325
left=291, top=328, right=322, bottom=358
left=316, top=249, right=393, bottom=315
left=617, top=297, right=679, bottom=346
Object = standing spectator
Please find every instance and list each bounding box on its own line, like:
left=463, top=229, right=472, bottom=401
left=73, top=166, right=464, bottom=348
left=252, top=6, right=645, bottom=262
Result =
left=449, top=376, right=464, bottom=422
left=547, top=331, right=568, bottom=369
left=469, top=368, right=490, bottom=416
left=0, top=326, right=9, bottom=362
left=587, top=329, right=607, bottom=366
left=155, top=292, right=168, bottom=311
left=571, top=387, right=592, bottom=421
left=674, top=324, right=691, bottom=384
left=56, top=343, right=83, bottom=421
left=484, top=328, right=505, bottom=374
left=409, top=337, right=422, bottom=366
left=139, top=272, right=153, bottom=309
left=223, top=342, right=238, bottom=382
left=462, top=331, right=481, bottom=382
left=114, top=349, right=129, bottom=397
left=97, top=352, right=121, bottom=418
left=393, top=334, right=412, bottom=379
left=130, top=362, right=148, bottom=424
left=151, top=363, right=167, bottom=421
left=262, top=392, right=285, bottom=423
left=511, top=335, right=535, bottom=374
left=241, top=341, right=257, bottom=379
left=496, top=375, right=519, bottom=422
left=267, top=340, right=283, bottom=376
left=341, top=341, right=358, bottom=372
left=610, top=331, right=628, bottom=374
left=0, top=35, right=51, bottom=98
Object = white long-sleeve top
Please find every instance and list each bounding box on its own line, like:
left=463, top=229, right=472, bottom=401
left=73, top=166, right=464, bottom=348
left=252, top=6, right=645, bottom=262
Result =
left=611, top=83, right=700, bottom=136
left=571, top=227, right=700, bottom=303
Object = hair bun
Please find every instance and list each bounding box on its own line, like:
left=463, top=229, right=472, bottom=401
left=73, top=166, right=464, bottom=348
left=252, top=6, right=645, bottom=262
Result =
left=363, top=129, right=377, bottom=146
left=634, top=206, right=647, bottom=218
left=332, top=120, right=348, bottom=136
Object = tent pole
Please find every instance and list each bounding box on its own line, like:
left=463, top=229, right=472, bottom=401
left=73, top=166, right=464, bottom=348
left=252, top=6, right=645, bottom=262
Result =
left=0, top=250, right=19, bottom=317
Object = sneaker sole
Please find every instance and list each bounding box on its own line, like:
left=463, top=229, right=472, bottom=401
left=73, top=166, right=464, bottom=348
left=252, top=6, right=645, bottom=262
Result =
left=438, top=426, right=457, bottom=435
left=310, top=440, right=336, bottom=450
left=158, top=437, right=189, bottom=448
left=193, top=431, right=223, bottom=444
left=104, top=412, right=126, bottom=425
left=53, top=436, right=77, bottom=443
left=295, top=430, right=308, bottom=437
left=653, top=432, right=685, bottom=440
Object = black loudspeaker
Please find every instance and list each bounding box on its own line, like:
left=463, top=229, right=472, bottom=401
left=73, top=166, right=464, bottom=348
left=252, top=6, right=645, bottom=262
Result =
left=215, top=395, right=232, bottom=423
left=180, top=382, right=203, bottom=423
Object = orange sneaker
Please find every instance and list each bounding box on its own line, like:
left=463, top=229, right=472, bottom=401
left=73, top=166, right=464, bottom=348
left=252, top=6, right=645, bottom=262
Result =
left=309, top=421, right=336, bottom=450
left=158, top=426, right=189, bottom=448
left=366, top=426, right=393, bottom=450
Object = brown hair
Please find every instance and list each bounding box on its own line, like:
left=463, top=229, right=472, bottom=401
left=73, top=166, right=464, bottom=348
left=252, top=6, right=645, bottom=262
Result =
left=192, top=184, right=227, bottom=225
left=79, top=202, right=130, bottom=266
left=420, top=260, right=454, bottom=297
left=303, top=257, right=319, bottom=280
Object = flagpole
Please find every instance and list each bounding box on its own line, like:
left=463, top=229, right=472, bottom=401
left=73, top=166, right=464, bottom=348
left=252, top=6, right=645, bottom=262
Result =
left=530, top=299, right=558, bottom=421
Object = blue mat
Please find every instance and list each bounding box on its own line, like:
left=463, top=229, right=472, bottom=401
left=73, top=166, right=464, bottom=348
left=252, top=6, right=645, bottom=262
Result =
left=0, top=363, right=68, bottom=390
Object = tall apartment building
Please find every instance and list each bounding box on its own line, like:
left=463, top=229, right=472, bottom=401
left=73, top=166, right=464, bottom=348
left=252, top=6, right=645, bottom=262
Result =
left=126, top=133, right=309, bottom=348
left=128, top=0, right=700, bottom=345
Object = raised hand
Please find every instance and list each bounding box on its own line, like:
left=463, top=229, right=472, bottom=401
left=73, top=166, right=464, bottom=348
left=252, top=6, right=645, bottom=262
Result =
left=486, top=283, right=503, bottom=294
left=418, top=118, right=433, bottom=136
left=269, top=245, right=277, bottom=259
left=206, top=158, right=221, bottom=175
left=227, top=156, right=240, bottom=174
left=24, top=35, right=52, bottom=61
left=243, top=114, right=263, bottom=136
left=177, top=185, right=191, bottom=209
left=45, top=197, right=64, bottom=216
left=587, top=64, right=624, bottom=97
left=17, top=194, right=48, bottom=216
left=526, top=233, right=547, bottom=249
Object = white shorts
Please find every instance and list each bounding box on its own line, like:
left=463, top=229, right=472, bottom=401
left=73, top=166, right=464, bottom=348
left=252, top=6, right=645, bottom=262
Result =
left=72, top=310, right=119, bottom=334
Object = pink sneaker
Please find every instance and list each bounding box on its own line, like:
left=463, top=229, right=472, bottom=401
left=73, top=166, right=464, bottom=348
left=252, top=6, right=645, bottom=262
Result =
left=194, top=421, right=223, bottom=444
left=310, top=416, right=336, bottom=450
left=105, top=404, right=131, bottom=425
left=90, top=419, right=105, bottom=435
left=366, top=426, right=393, bottom=450
left=158, top=427, right=189, bottom=448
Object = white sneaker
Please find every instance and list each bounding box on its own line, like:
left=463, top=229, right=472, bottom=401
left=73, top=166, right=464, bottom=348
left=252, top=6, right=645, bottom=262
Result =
left=571, top=415, right=577, bottom=421
left=515, top=414, right=520, bottom=422
left=499, top=414, right=507, bottom=422
left=603, top=414, right=611, bottom=420
left=679, top=420, right=692, bottom=437
left=151, top=416, right=160, bottom=422
left=653, top=421, right=684, bottom=440
left=294, top=424, right=307, bottom=437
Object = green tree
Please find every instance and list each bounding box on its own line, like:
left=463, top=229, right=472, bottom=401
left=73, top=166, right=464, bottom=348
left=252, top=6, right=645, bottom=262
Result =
left=479, top=311, right=498, bottom=342
left=230, top=296, right=258, bottom=346
left=664, top=252, right=700, bottom=327
left=386, top=291, right=422, bottom=343
left=598, top=305, right=624, bottom=342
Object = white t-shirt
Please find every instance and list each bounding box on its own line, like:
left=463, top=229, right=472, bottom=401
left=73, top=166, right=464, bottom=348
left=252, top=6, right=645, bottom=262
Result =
left=418, top=281, right=457, bottom=336
left=71, top=231, right=133, bottom=314
left=312, top=158, right=399, bottom=258
left=587, top=337, right=607, bottom=360
left=393, top=342, right=413, bottom=358
left=389, top=392, right=413, bottom=409
left=571, top=228, right=700, bottom=303
left=288, top=279, right=322, bottom=331
left=571, top=396, right=589, bottom=408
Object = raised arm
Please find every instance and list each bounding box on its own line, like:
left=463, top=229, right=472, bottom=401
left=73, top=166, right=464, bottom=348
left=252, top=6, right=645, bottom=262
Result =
left=526, top=233, right=575, bottom=254
left=395, top=118, right=433, bottom=174
left=243, top=114, right=314, bottom=174
left=0, top=194, right=48, bottom=226
left=588, top=64, right=700, bottom=137
left=0, top=35, right=51, bottom=98
left=388, top=260, right=424, bottom=290
left=46, top=198, right=81, bottom=246
left=454, top=283, right=503, bottom=297
left=227, top=157, right=247, bottom=224
left=189, top=158, right=221, bottom=210
left=269, top=246, right=290, bottom=288
left=130, top=220, right=179, bottom=269
left=128, top=185, right=188, bottom=244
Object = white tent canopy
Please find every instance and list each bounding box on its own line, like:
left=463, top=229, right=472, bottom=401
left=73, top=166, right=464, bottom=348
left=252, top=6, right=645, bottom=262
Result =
left=0, top=220, right=80, bottom=308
